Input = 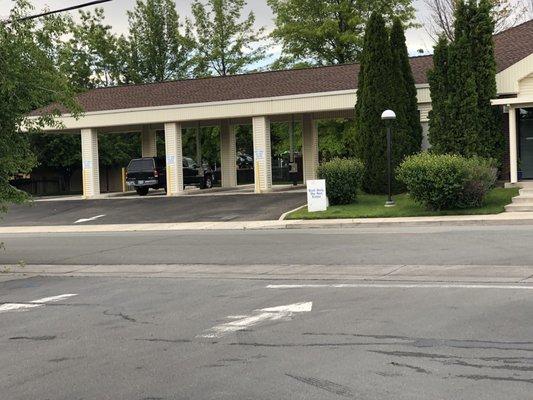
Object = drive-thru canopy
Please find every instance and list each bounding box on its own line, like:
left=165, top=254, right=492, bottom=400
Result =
left=34, top=19, right=533, bottom=198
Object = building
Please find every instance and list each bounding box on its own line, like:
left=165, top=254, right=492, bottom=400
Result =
left=35, top=19, right=533, bottom=198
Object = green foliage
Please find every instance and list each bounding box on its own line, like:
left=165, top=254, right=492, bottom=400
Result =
left=98, top=133, right=142, bottom=167
left=427, top=36, right=449, bottom=154
left=390, top=18, right=422, bottom=157
left=267, top=0, right=417, bottom=67
left=0, top=0, right=77, bottom=211
left=126, top=0, right=193, bottom=83
left=427, top=0, right=504, bottom=164
left=58, top=8, right=124, bottom=89
left=190, top=0, right=266, bottom=77
left=397, top=153, right=497, bottom=210
left=317, top=158, right=364, bottom=205
left=354, top=13, right=395, bottom=194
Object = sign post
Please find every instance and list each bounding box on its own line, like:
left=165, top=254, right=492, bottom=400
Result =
left=307, top=180, right=328, bottom=212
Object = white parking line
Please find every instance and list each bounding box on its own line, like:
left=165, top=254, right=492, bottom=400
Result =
left=267, top=284, right=533, bottom=290
left=74, top=215, right=106, bottom=224
left=0, top=293, right=78, bottom=313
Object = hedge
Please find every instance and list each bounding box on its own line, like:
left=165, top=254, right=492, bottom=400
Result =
left=396, top=153, right=497, bottom=210
left=317, top=158, right=364, bottom=205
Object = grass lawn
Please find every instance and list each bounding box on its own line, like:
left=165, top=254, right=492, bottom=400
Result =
left=287, top=187, right=519, bottom=220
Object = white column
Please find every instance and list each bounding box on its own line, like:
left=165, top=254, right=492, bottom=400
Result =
left=302, top=114, right=319, bottom=183
left=252, top=116, right=272, bottom=193
left=81, top=128, right=100, bottom=199
left=164, top=122, right=184, bottom=195
left=509, top=107, right=518, bottom=184
left=220, top=122, right=237, bottom=188
left=141, top=127, right=157, bottom=158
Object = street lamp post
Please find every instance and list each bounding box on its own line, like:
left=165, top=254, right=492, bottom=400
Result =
left=381, top=110, right=396, bottom=207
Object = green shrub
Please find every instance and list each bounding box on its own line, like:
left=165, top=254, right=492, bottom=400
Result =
left=397, top=153, right=496, bottom=210
left=317, top=158, right=364, bottom=205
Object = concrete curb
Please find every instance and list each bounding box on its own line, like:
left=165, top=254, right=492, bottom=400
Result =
left=2, top=212, right=533, bottom=234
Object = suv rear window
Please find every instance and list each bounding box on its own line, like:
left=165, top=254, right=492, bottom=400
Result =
left=127, top=159, right=155, bottom=172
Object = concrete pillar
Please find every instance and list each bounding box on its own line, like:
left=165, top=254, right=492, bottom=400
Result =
left=302, top=114, right=319, bottom=183
left=164, top=122, right=184, bottom=195
left=220, top=122, right=237, bottom=188
left=81, top=128, right=100, bottom=198
left=509, top=106, right=518, bottom=183
left=141, top=127, right=157, bottom=157
left=252, top=116, right=272, bottom=193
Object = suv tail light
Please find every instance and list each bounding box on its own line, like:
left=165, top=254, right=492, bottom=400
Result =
left=154, top=170, right=159, bottom=178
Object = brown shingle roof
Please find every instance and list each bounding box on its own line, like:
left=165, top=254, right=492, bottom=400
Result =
left=45, top=18, right=533, bottom=114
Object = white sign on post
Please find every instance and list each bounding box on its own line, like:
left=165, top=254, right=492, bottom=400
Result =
left=307, top=180, right=328, bottom=212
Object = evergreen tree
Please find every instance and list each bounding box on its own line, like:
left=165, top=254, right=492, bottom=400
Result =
left=446, top=0, right=481, bottom=156
left=354, top=13, right=396, bottom=194
left=427, top=36, right=449, bottom=153
left=390, top=18, right=423, bottom=159
left=428, top=0, right=503, bottom=163
left=471, top=0, right=504, bottom=162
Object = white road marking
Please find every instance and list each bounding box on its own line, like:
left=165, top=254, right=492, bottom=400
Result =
left=267, top=284, right=533, bottom=290
left=0, top=293, right=78, bottom=314
left=0, top=303, right=42, bottom=312
left=74, top=215, right=106, bottom=224
left=198, top=301, right=313, bottom=339
left=30, top=294, right=78, bottom=304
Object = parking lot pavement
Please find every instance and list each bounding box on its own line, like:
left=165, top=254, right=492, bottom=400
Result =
left=0, top=274, right=532, bottom=400
left=0, top=191, right=306, bottom=226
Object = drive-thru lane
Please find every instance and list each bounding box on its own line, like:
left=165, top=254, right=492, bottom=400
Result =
left=0, top=191, right=306, bottom=226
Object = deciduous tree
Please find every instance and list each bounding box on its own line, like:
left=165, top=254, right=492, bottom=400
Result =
left=189, top=0, right=266, bottom=77
left=267, top=0, right=417, bottom=67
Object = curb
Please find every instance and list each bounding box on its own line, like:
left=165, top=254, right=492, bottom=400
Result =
left=1, top=213, right=533, bottom=234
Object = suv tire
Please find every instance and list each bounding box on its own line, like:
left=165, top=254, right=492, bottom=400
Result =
left=136, top=187, right=149, bottom=196
left=201, top=175, right=213, bottom=190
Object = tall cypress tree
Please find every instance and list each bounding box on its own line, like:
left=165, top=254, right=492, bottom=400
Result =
left=471, top=0, right=504, bottom=162
left=354, top=13, right=395, bottom=194
left=427, top=36, right=449, bottom=153
left=446, top=0, right=480, bottom=156
left=390, top=18, right=423, bottom=159
left=428, top=0, right=502, bottom=163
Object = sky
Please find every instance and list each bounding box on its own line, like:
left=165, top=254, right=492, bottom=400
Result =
left=0, top=0, right=439, bottom=56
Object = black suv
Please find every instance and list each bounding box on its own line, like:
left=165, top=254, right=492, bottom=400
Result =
left=126, top=157, right=214, bottom=196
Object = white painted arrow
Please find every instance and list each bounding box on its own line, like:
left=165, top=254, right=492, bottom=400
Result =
left=0, top=294, right=77, bottom=314
left=74, top=214, right=106, bottom=224
left=198, top=301, right=313, bottom=339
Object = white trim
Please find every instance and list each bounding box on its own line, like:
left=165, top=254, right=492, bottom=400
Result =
left=55, top=89, right=358, bottom=119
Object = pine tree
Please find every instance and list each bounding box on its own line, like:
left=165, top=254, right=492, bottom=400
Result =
left=354, top=13, right=396, bottom=194
left=390, top=18, right=423, bottom=160
left=427, top=36, right=449, bottom=153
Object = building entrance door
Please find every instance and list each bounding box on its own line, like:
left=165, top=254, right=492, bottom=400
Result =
left=519, top=108, right=533, bottom=179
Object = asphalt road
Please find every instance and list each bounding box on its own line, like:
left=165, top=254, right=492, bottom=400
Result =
left=1, top=274, right=532, bottom=400
left=1, top=226, right=533, bottom=399
left=1, top=225, right=533, bottom=266
left=0, top=192, right=306, bottom=226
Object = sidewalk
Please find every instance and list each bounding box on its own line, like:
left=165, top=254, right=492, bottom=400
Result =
left=1, top=212, right=533, bottom=234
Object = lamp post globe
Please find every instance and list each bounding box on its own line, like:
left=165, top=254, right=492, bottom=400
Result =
left=381, top=110, right=396, bottom=207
